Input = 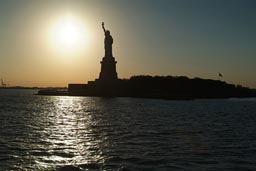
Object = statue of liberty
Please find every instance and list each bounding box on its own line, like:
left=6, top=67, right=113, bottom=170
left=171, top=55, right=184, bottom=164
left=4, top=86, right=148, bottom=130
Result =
left=102, top=22, right=113, bottom=57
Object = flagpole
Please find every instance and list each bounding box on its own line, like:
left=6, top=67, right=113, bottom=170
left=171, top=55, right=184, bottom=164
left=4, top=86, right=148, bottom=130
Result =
left=218, top=73, right=223, bottom=81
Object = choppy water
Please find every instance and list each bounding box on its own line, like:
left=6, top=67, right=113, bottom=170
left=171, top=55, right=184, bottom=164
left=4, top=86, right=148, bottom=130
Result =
left=0, top=89, right=256, bottom=171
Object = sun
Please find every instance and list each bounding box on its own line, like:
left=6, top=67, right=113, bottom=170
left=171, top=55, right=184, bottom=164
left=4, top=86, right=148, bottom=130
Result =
left=58, top=21, right=79, bottom=46
left=49, top=15, right=88, bottom=54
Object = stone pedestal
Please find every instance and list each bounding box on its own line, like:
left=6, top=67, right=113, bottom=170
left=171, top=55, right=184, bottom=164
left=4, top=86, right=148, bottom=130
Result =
left=99, top=56, right=118, bottom=82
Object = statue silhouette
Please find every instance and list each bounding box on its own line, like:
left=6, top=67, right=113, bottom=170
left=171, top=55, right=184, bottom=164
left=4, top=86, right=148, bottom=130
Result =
left=99, top=22, right=118, bottom=81
left=102, top=22, right=113, bottom=57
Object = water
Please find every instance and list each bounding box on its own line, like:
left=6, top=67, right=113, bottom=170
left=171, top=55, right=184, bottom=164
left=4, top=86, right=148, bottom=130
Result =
left=0, top=89, right=256, bottom=171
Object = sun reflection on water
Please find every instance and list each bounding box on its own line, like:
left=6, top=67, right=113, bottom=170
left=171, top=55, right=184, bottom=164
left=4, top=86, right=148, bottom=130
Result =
left=33, top=96, right=105, bottom=170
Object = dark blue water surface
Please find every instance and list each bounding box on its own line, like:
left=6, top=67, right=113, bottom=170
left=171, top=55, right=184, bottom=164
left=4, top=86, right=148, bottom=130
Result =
left=0, top=89, right=256, bottom=171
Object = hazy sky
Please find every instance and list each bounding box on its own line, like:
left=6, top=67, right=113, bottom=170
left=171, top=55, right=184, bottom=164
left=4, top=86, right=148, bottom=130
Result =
left=0, top=0, right=256, bottom=88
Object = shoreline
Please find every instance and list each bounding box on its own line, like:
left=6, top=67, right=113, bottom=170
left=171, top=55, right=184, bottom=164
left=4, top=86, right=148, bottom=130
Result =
left=37, top=88, right=256, bottom=100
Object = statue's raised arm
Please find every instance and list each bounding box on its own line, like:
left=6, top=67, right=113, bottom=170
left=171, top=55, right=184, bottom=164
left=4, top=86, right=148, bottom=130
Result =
left=102, top=22, right=106, bottom=33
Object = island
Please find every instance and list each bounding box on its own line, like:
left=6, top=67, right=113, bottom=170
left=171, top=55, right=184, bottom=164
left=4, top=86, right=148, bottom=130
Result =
left=38, top=23, right=256, bottom=100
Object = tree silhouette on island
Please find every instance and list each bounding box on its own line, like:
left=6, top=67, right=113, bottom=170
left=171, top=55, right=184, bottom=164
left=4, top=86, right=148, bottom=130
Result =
left=38, top=23, right=256, bottom=99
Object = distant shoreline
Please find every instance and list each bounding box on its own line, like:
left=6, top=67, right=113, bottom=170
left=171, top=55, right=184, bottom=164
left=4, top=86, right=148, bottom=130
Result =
left=37, top=75, right=256, bottom=100
left=37, top=90, right=256, bottom=100
left=0, top=87, right=39, bottom=89
left=0, top=87, right=65, bottom=90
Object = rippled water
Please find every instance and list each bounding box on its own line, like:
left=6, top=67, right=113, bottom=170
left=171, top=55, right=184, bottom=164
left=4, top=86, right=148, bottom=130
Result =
left=0, top=89, right=256, bottom=171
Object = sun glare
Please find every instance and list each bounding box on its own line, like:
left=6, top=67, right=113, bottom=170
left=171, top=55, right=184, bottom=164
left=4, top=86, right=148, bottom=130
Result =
left=49, top=15, right=88, bottom=54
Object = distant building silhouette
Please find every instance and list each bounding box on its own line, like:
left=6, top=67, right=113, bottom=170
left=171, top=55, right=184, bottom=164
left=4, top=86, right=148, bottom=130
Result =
left=1, top=78, right=7, bottom=87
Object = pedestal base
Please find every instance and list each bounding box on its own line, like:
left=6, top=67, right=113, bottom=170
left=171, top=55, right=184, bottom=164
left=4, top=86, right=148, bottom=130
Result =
left=99, top=56, right=118, bottom=82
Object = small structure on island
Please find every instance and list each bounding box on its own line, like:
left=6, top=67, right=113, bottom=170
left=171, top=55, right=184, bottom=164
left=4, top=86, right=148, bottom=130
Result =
left=68, top=22, right=121, bottom=96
